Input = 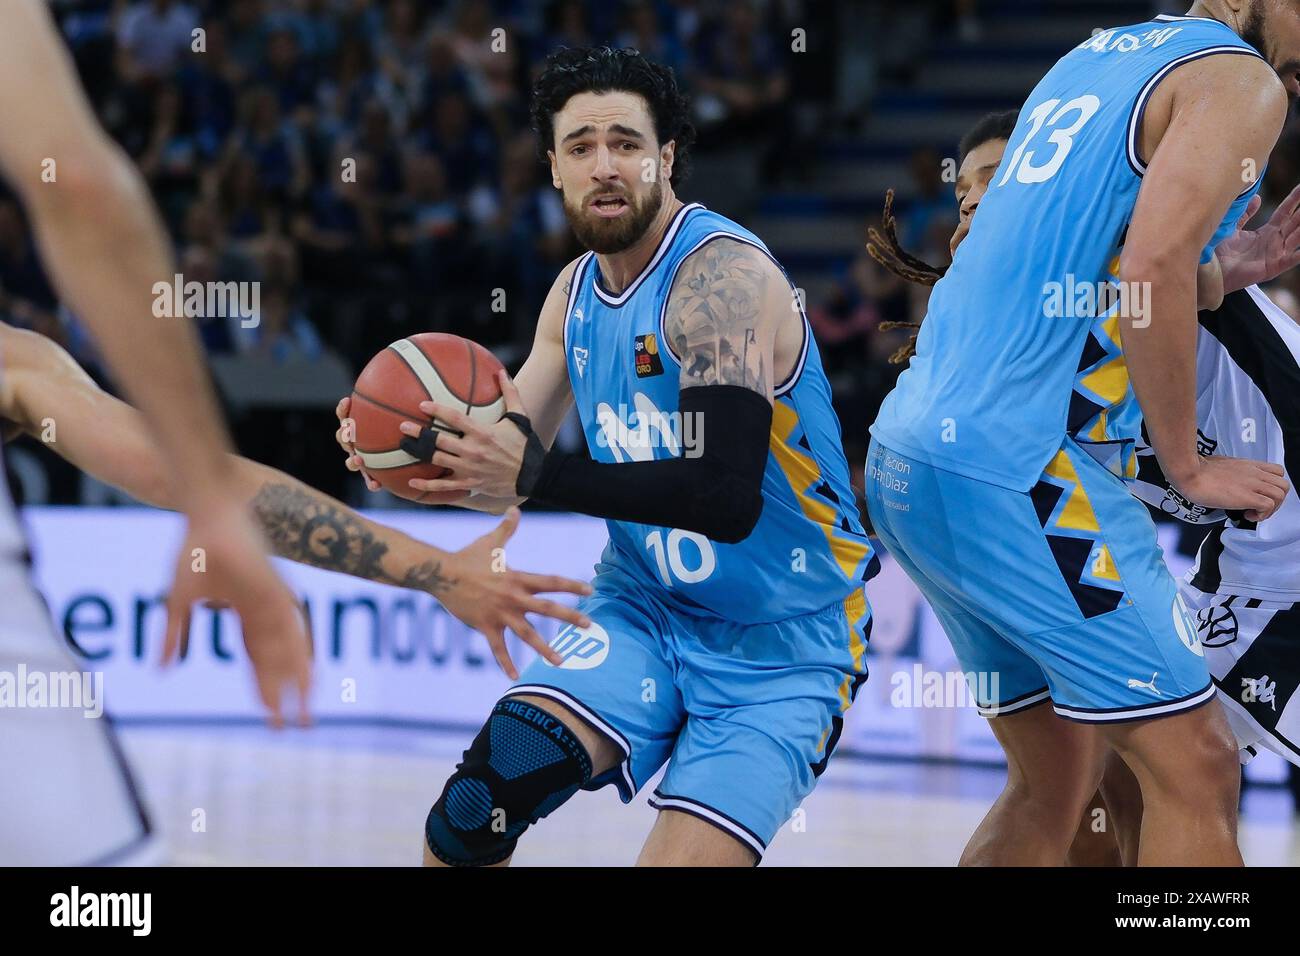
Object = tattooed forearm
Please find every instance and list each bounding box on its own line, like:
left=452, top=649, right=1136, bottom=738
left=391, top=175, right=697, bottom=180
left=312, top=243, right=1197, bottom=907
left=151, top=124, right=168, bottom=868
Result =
left=665, top=239, right=772, bottom=393
left=397, top=559, right=454, bottom=592
left=250, top=482, right=456, bottom=594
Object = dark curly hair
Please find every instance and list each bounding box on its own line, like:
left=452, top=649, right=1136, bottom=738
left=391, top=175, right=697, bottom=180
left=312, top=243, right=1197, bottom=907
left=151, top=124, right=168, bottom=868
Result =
left=530, top=46, right=696, bottom=188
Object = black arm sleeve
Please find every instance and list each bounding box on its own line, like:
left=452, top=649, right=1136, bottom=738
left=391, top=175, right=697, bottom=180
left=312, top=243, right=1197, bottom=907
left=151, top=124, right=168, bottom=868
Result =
left=522, top=385, right=772, bottom=544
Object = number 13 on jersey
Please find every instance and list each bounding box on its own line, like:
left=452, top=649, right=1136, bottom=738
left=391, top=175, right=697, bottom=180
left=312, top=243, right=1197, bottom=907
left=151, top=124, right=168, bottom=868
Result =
left=998, top=94, right=1102, bottom=187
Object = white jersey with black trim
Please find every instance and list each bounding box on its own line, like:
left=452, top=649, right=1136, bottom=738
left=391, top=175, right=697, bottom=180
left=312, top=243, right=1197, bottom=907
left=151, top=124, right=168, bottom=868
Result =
left=1132, top=285, right=1300, bottom=601
left=0, top=435, right=158, bottom=864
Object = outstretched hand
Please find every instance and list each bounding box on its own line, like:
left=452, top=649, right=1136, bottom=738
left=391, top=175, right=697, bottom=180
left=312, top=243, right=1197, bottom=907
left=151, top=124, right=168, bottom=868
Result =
left=1217, top=185, right=1300, bottom=295
left=437, top=507, right=593, bottom=679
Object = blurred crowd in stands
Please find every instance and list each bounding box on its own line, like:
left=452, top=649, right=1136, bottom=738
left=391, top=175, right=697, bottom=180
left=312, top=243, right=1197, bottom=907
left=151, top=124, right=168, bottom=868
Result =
left=4, top=0, right=1299, bottom=510
left=3, top=0, right=842, bottom=500
left=17, top=0, right=830, bottom=375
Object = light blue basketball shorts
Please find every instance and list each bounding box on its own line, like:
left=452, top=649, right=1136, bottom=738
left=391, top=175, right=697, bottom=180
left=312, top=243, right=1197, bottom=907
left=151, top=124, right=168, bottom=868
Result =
left=864, top=436, right=1212, bottom=722
left=510, top=563, right=871, bottom=859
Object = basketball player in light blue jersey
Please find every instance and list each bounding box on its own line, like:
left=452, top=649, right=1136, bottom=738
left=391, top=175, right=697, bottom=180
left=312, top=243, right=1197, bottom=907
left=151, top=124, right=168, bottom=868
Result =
left=338, top=47, right=876, bottom=866
left=867, top=5, right=1298, bottom=866
left=872, top=110, right=1300, bottom=867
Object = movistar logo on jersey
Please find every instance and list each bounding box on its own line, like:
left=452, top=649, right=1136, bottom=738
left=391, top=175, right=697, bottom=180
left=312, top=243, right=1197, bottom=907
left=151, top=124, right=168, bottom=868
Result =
left=594, top=391, right=703, bottom=462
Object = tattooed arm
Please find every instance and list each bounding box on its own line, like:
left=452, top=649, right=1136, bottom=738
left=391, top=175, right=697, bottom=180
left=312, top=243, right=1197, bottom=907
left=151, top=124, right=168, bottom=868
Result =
left=0, top=323, right=589, bottom=677
left=665, top=237, right=779, bottom=400
left=401, top=239, right=785, bottom=543
left=247, top=480, right=455, bottom=593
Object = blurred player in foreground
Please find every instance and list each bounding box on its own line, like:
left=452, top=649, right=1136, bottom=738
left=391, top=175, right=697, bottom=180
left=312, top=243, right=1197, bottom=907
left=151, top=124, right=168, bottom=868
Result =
left=871, top=98, right=1300, bottom=865
left=0, top=1, right=586, bottom=866
left=339, top=47, right=877, bottom=866
left=0, top=0, right=307, bottom=865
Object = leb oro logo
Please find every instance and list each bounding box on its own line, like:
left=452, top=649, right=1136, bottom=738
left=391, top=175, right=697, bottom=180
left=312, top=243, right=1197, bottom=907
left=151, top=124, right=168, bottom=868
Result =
left=634, top=333, right=664, bottom=378
left=546, top=622, right=611, bottom=670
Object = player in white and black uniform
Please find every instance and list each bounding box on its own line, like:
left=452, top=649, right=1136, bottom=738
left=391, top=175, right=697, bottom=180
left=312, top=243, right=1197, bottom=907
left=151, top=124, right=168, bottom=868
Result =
left=1133, top=284, right=1300, bottom=764
left=0, top=467, right=164, bottom=865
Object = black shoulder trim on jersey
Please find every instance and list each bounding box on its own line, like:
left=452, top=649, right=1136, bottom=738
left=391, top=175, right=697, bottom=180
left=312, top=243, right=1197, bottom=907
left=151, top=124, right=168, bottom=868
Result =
left=1126, top=47, right=1265, bottom=179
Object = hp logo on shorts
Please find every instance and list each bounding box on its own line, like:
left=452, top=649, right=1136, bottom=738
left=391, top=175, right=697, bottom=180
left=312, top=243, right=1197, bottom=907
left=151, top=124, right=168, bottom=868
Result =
left=546, top=622, right=610, bottom=670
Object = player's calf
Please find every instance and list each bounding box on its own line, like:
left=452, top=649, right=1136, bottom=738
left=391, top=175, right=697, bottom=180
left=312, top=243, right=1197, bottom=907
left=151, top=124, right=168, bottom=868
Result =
left=1064, top=790, right=1123, bottom=867
left=961, top=705, right=1106, bottom=866
left=1096, top=750, right=1142, bottom=866
left=424, top=695, right=617, bottom=866
left=1100, top=702, right=1242, bottom=866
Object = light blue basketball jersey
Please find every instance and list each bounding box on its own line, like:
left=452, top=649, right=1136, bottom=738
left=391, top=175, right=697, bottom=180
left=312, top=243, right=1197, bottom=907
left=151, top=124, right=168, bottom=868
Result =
left=562, top=203, right=877, bottom=624
left=872, top=14, right=1266, bottom=492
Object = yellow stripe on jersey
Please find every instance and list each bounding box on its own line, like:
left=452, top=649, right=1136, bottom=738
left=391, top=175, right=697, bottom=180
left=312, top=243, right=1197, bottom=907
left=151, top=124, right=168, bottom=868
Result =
left=835, top=673, right=853, bottom=714
left=814, top=725, right=830, bottom=757
left=1080, top=354, right=1130, bottom=406
left=769, top=401, right=872, bottom=581
left=1099, top=312, right=1122, bottom=350
left=1043, top=449, right=1101, bottom=534
left=845, top=587, right=867, bottom=676
left=1091, top=544, right=1122, bottom=583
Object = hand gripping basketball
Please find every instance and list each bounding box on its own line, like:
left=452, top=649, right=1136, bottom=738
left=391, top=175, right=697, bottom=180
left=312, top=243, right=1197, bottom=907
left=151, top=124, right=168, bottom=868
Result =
left=396, top=369, right=535, bottom=499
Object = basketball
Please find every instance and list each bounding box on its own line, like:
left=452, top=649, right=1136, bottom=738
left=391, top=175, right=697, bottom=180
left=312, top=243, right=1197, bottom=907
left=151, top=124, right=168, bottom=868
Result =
left=349, top=333, right=506, bottom=501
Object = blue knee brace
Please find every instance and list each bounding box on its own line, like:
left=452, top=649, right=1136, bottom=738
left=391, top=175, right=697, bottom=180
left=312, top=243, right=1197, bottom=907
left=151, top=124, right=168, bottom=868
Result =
left=425, top=697, right=593, bottom=866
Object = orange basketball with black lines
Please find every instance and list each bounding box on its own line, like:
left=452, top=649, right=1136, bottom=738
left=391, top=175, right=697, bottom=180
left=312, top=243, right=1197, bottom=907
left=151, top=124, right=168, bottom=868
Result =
left=349, top=333, right=505, bottom=501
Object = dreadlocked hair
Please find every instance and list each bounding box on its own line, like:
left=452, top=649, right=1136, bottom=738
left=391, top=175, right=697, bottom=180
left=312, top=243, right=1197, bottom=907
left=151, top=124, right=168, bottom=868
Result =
left=865, top=188, right=947, bottom=365
left=863, top=110, right=1019, bottom=365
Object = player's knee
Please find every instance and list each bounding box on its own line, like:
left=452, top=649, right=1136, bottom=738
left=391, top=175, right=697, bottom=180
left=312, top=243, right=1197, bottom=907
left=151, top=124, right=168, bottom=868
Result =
left=424, top=697, right=593, bottom=866
left=1001, top=760, right=1101, bottom=830
left=1004, top=751, right=1101, bottom=816
left=1179, top=718, right=1240, bottom=804
left=1115, top=709, right=1239, bottom=808
left=1024, top=781, right=1098, bottom=829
